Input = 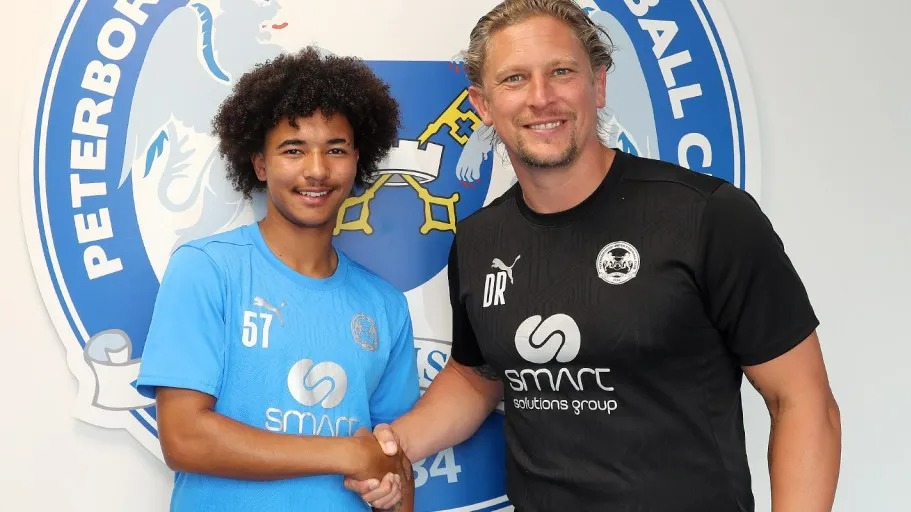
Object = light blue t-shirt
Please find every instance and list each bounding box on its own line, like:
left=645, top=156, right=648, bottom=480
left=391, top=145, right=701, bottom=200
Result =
left=137, top=224, right=419, bottom=511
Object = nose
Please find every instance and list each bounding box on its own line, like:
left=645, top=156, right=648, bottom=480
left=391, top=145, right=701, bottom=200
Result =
left=302, top=151, right=329, bottom=181
left=526, top=73, right=555, bottom=109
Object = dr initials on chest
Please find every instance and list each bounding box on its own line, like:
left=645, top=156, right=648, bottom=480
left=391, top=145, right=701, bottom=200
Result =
left=482, top=255, right=520, bottom=308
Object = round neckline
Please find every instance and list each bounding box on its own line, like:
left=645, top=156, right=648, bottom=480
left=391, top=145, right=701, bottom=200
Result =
left=515, top=149, right=628, bottom=227
left=248, top=223, right=349, bottom=290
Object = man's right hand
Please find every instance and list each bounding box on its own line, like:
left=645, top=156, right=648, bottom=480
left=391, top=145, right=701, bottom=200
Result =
left=348, top=427, right=404, bottom=481
left=345, top=424, right=406, bottom=508
left=373, top=423, right=402, bottom=457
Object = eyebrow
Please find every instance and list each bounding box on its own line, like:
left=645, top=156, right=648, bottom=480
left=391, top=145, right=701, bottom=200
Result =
left=275, top=137, right=352, bottom=149
left=494, top=57, right=581, bottom=78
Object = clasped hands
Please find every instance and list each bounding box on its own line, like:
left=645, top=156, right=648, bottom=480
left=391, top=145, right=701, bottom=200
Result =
left=347, top=425, right=407, bottom=510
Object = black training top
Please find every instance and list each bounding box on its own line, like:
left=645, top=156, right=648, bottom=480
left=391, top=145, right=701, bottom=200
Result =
left=448, top=150, right=818, bottom=512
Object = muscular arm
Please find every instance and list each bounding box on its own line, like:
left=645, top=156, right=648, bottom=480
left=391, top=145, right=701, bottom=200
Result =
left=392, top=360, right=503, bottom=462
left=743, top=332, right=841, bottom=511
left=156, top=387, right=405, bottom=482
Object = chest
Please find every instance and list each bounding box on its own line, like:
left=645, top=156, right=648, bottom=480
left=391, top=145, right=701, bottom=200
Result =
left=460, top=219, right=711, bottom=372
left=220, top=275, right=394, bottom=398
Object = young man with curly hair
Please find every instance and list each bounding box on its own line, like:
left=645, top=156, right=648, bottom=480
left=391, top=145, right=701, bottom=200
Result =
left=136, top=47, right=416, bottom=512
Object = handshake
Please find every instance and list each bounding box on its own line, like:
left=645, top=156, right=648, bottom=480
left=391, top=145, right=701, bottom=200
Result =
left=347, top=424, right=409, bottom=511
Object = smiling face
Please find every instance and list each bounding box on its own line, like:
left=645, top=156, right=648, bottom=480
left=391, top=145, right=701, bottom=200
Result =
left=468, top=15, right=606, bottom=170
left=252, top=110, right=359, bottom=232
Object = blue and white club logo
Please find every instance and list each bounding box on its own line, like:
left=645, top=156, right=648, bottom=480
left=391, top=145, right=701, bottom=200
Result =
left=21, top=1, right=757, bottom=511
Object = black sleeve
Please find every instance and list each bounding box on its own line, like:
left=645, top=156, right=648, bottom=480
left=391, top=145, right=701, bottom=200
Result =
left=697, top=183, right=819, bottom=366
left=448, top=238, right=487, bottom=367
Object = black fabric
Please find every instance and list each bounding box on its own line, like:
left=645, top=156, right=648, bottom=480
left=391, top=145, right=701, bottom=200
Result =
left=697, top=183, right=819, bottom=366
left=448, top=150, right=818, bottom=511
left=449, top=239, right=484, bottom=367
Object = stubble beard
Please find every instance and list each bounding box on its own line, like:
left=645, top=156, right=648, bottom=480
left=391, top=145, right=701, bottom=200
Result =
left=512, top=115, right=580, bottom=169
left=515, top=131, right=579, bottom=169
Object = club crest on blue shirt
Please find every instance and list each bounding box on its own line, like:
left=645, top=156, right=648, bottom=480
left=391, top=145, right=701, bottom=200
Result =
left=23, top=1, right=757, bottom=511
left=351, top=313, right=379, bottom=352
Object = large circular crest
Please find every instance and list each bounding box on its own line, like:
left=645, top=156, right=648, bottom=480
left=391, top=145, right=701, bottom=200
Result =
left=21, top=1, right=757, bottom=510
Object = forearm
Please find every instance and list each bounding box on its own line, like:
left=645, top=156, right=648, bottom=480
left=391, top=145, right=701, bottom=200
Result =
left=393, top=362, right=501, bottom=462
left=161, top=408, right=357, bottom=480
left=768, top=397, right=841, bottom=511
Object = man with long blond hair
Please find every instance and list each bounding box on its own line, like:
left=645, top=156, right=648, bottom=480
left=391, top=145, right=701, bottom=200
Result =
left=349, top=1, right=840, bottom=510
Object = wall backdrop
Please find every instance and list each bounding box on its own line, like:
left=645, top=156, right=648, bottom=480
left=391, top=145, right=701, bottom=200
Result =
left=1, top=0, right=908, bottom=511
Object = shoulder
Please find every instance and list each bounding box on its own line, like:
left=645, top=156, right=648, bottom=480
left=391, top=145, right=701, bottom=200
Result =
left=617, top=154, right=769, bottom=248
left=699, top=180, right=775, bottom=241
left=174, top=225, right=256, bottom=269
left=455, top=183, right=521, bottom=243
left=181, top=225, right=255, bottom=255
left=345, top=253, right=408, bottom=309
left=619, top=152, right=728, bottom=201
left=345, top=256, right=411, bottom=335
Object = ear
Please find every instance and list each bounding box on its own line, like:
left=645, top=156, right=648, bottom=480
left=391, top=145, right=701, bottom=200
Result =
left=594, top=65, right=607, bottom=109
left=252, top=152, right=267, bottom=182
left=467, top=85, right=494, bottom=127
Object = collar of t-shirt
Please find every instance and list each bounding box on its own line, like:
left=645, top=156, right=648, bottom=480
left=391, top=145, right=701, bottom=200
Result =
left=248, top=223, right=350, bottom=291
left=514, top=149, right=629, bottom=227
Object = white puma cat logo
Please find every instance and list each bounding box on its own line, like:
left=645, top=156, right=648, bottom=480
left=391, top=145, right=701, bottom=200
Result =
left=491, top=255, right=521, bottom=284
left=253, top=296, right=286, bottom=325
left=483, top=254, right=521, bottom=308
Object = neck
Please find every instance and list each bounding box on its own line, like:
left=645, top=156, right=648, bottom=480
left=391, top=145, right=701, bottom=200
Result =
left=511, top=140, right=616, bottom=214
left=258, top=212, right=338, bottom=279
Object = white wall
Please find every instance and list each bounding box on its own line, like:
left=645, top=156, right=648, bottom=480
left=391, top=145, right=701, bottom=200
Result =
left=1, top=1, right=908, bottom=510
left=0, top=2, right=173, bottom=510
left=724, top=1, right=911, bottom=510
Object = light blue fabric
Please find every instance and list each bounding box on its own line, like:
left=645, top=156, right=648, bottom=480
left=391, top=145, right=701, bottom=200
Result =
left=137, top=224, right=418, bottom=511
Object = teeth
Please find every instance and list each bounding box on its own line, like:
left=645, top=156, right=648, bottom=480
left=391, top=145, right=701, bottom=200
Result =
left=299, top=191, right=328, bottom=197
left=530, top=121, right=563, bottom=130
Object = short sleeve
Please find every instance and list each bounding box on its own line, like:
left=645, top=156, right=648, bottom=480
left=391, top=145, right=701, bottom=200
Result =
left=136, top=246, right=227, bottom=398
left=697, top=183, right=819, bottom=366
left=369, top=296, right=420, bottom=426
left=448, top=239, right=487, bottom=367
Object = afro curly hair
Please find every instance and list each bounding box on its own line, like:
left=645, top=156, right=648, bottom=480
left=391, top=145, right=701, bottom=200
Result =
left=212, top=47, right=401, bottom=198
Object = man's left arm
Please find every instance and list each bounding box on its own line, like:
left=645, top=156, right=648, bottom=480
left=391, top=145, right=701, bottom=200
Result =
left=744, top=331, right=841, bottom=512
left=696, top=183, right=842, bottom=511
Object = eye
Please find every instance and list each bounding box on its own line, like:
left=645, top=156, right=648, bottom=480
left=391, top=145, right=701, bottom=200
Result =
left=554, top=68, right=572, bottom=76
left=283, top=148, right=302, bottom=155
left=328, top=148, right=348, bottom=155
left=503, top=74, right=524, bottom=84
